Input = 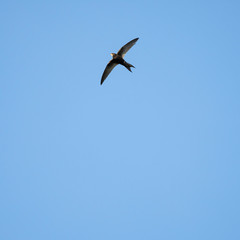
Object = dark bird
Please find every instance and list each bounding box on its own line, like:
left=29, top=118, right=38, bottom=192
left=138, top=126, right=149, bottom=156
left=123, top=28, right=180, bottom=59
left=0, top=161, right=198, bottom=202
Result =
left=101, top=38, right=139, bottom=85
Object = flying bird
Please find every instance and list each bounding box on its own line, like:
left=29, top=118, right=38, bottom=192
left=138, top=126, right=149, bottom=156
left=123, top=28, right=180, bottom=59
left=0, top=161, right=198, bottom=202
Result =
left=101, top=38, right=139, bottom=85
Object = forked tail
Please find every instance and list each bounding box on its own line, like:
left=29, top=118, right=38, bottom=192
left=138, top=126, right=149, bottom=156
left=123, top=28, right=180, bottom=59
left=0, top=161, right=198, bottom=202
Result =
left=124, top=62, right=135, bottom=72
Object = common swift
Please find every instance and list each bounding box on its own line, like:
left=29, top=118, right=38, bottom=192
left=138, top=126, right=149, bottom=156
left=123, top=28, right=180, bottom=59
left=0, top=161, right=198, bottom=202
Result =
left=101, top=38, right=139, bottom=85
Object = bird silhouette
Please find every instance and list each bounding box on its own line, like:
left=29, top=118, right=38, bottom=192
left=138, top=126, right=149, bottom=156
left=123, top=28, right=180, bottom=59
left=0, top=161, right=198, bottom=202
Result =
left=101, top=38, right=139, bottom=85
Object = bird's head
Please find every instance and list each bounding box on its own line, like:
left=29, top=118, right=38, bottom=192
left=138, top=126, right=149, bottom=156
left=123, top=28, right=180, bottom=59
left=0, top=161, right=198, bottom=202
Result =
left=110, top=53, right=116, bottom=58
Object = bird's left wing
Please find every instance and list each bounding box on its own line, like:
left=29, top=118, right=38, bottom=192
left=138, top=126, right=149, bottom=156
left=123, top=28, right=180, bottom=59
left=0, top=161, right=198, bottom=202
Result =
left=117, top=38, right=139, bottom=58
left=101, top=60, right=118, bottom=85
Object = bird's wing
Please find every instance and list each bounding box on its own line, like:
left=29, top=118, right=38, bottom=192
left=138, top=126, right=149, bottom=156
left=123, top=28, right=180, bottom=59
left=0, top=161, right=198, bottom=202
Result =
left=101, top=60, right=118, bottom=85
left=117, top=38, right=139, bottom=58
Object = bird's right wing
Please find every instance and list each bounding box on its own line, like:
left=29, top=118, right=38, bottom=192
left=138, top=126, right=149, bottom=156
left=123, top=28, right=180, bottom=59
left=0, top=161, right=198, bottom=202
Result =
left=101, top=60, right=118, bottom=85
left=117, top=38, right=139, bottom=58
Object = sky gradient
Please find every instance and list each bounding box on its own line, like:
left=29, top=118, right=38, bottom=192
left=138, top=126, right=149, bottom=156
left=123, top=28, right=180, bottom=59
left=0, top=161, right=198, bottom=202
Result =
left=1, top=1, right=240, bottom=239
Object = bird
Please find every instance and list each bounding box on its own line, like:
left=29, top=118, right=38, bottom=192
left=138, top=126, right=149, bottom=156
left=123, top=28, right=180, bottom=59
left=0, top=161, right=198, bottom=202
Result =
left=100, top=38, right=139, bottom=85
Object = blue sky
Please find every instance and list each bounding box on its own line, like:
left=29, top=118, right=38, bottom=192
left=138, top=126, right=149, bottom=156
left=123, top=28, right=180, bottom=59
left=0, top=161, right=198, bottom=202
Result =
left=1, top=1, right=240, bottom=239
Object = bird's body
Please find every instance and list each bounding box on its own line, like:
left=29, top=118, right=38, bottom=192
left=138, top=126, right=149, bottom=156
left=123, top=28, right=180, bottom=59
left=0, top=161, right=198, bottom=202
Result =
left=101, top=38, right=139, bottom=85
left=110, top=53, right=134, bottom=71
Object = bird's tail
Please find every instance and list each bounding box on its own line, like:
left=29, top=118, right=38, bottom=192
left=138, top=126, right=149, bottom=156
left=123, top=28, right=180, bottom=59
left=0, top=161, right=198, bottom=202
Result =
left=124, top=62, right=135, bottom=72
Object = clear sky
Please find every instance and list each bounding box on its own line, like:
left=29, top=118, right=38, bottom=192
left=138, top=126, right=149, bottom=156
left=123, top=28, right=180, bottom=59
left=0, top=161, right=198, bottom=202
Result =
left=1, top=1, right=240, bottom=239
